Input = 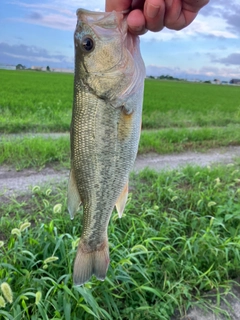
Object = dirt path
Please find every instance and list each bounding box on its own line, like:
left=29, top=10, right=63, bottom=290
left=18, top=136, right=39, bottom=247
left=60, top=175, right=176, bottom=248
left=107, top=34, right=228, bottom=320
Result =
left=1, top=146, right=240, bottom=198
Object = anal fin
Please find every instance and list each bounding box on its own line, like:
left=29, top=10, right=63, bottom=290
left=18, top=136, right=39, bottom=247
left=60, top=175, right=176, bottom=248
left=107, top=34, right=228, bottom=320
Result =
left=67, top=169, right=81, bottom=220
left=115, top=182, right=128, bottom=218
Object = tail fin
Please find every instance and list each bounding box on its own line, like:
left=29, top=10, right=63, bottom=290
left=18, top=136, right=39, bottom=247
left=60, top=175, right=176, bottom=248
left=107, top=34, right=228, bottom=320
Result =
left=73, top=239, right=110, bottom=286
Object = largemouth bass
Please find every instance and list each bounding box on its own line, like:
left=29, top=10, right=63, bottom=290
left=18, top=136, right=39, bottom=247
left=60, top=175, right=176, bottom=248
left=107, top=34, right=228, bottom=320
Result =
left=67, top=8, right=145, bottom=286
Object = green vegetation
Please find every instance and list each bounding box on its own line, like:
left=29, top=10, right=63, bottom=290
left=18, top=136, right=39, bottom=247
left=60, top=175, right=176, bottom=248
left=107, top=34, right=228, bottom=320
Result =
left=139, top=125, right=240, bottom=154
left=1, top=69, right=240, bottom=133
left=1, top=165, right=240, bottom=319
left=0, top=70, right=73, bottom=133
left=0, top=136, right=69, bottom=170
left=1, top=69, right=240, bottom=169
left=1, top=126, right=240, bottom=170
left=143, top=80, right=240, bottom=129
left=1, top=69, right=240, bottom=318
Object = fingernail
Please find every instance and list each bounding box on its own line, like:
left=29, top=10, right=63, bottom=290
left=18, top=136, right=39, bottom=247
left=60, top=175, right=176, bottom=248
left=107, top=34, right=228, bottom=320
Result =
left=129, top=25, right=147, bottom=35
left=146, top=3, right=160, bottom=19
left=132, top=25, right=145, bottom=32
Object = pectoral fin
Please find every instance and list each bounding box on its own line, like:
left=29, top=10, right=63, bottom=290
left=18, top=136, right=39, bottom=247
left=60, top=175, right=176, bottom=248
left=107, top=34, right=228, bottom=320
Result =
left=115, top=182, right=128, bottom=218
left=67, top=169, right=81, bottom=220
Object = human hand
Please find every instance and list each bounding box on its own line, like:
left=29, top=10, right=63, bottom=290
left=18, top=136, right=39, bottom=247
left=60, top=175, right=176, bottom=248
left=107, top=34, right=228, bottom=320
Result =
left=105, top=0, right=209, bottom=35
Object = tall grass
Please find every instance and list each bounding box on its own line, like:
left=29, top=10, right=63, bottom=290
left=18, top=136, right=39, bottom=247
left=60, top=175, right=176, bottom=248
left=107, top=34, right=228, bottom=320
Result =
left=1, top=164, right=240, bottom=319
left=139, top=125, right=240, bottom=153
left=1, top=126, right=240, bottom=169
left=0, top=136, right=69, bottom=169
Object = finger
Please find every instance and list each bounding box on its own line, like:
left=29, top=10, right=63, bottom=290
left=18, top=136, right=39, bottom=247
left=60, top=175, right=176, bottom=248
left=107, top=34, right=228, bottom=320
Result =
left=127, top=9, right=147, bottom=35
left=144, top=0, right=166, bottom=32
left=105, top=0, right=132, bottom=12
left=164, top=0, right=183, bottom=29
left=183, top=0, right=210, bottom=12
left=164, top=0, right=209, bottom=30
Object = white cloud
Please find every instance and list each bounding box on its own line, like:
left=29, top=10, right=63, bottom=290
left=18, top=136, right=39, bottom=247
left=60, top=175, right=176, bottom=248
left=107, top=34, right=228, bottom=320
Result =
left=7, top=0, right=239, bottom=40
left=9, top=0, right=105, bottom=13
left=16, top=13, right=76, bottom=31
left=0, top=42, right=73, bottom=67
left=7, top=0, right=105, bottom=31
left=142, top=14, right=238, bottom=43
left=189, top=16, right=238, bottom=39
left=5, top=52, right=72, bottom=63
left=2, top=0, right=239, bottom=77
left=146, top=64, right=240, bottom=80
left=9, top=1, right=73, bottom=15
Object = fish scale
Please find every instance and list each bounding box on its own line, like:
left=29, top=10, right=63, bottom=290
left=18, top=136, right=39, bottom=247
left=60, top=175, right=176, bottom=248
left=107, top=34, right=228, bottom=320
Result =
left=67, top=8, right=145, bottom=285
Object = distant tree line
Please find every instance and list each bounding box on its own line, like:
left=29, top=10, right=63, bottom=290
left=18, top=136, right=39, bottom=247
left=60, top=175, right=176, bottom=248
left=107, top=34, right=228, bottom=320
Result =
left=148, top=74, right=182, bottom=81
left=147, top=75, right=234, bottom=84
left=158, top=75, right=181, bottom=81
left=15, top=64, right=51, bottom=71
left=16, top=64, right=26, bottom=70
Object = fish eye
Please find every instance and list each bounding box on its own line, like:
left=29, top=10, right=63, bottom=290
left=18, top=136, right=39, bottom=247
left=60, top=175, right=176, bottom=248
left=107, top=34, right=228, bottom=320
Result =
left=81, top=36, right=94, bottom=53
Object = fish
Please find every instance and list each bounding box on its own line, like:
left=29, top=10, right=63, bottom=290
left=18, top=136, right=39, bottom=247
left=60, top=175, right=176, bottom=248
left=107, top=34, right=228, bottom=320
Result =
left=67, top=8, right=146, bottom=286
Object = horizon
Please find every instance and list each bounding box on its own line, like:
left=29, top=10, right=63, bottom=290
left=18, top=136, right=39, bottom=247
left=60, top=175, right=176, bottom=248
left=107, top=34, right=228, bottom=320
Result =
left=1, top=0, right=239, bottom=81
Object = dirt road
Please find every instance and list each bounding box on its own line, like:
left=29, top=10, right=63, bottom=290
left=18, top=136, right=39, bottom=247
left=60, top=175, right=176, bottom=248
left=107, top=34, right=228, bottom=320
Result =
left=1, top=146, right=240, bottom=197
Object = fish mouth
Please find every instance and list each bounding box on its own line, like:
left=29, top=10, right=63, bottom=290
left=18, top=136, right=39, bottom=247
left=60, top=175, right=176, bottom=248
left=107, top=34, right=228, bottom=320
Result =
left=76, top=8, right=126, bottom=35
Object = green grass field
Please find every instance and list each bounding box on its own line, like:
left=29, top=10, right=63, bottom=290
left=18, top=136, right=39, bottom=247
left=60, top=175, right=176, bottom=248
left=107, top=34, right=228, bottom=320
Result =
left=1, top=69, right=240, bottom=169
left=1, top=69, right=240, bottom=319
left=1, top=69, right=240, bottom=133
left=0, top=70, right=73, bottom=133
left=143, top=79, right=240, bottom=128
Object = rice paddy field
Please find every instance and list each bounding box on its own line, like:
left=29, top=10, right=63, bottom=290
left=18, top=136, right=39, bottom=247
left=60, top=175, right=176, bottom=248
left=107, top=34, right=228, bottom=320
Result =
left=1, top=69, right=240, bottom=134
left=1, top=69, right=240, bottom=169
left=0, top=69, right=240, bottom=319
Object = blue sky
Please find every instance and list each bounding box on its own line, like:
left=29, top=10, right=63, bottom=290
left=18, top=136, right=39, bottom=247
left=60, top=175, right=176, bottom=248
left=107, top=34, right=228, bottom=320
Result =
left=0, top=0, right=239, bottom=80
